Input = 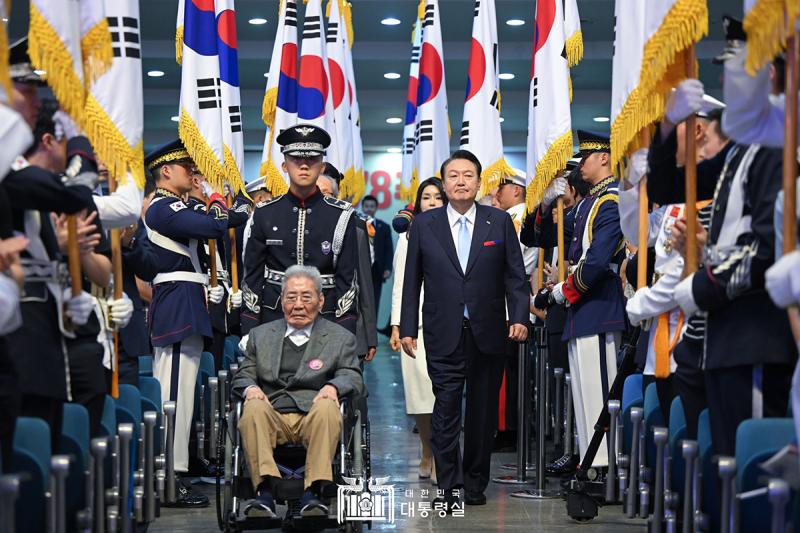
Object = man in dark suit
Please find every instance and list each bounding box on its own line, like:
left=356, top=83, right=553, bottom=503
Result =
left=361, top=195, right=393, bottom=317
left=400, top=150, right=528, bottom=511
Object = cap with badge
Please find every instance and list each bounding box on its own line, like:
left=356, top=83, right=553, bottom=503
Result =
left=276, top=124, right=331, bottom=158
left=499, top=168, right=526, bottom=188
left=574, top=130, right=611, bottom=157
left=10, top=37, right=45, bottom=85
left=713, top=15, right=746, bottom=65
left=144, top=139, right=192, bottom=172
left=245, top=176, right=267, bottom=194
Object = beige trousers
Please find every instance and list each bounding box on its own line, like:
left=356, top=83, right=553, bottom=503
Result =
left=239, top=397, right=342, bottom=490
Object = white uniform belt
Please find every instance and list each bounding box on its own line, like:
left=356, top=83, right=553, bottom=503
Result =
left=20, top=258, right=65, bottom=284
left=264, top=267, right=335, bottom=289
left=568, top=263, right=619, bottom=275
left=215, top=269, right=229, bottom=283
left=153, top=271, right=208, bottom=285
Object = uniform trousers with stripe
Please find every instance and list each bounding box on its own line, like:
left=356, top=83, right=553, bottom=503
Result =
left=154, top=334, right=203, bottom=472
left=567, top=332, right=620, bottom=468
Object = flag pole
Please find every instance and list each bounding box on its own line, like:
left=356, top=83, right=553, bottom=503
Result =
left=683, top=45, right=699, bottom=275
left=783, top=27, right=800, bottom=342
left=228, top=195, right=239, bottom=293
left=206, top=198, right=218, bottom=287
left=556, top=198, right=565, bottom=282
left=108, top=173, right=123, bottom=398
left=637, top=129, right=651, bottom=289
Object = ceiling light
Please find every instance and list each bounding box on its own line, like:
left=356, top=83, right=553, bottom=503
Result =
left=381, top=17, right=401, bottom=26
left=147, top=70, right=165, bottom=78
left=383, top=72, right=401, bottom=80
left=506, top=19, right=525, bottom=26
left=498, top=72, right=515, bottom=80
left=34, top=69, right=46, bottom=76
left=387, top=147, right=402, bottom=153
left=593, top=116, right=610, bottom=123
left=170, top=116, right=180, bottom=122
left=264, top=72, right=270, bottom=78
left=385, top=117, right=402, bottom=124
left=248, top=17, right=267, bottom=25
left=1, top=17, right=7, bottom=22
left=499, top=117, right=505, bottom=123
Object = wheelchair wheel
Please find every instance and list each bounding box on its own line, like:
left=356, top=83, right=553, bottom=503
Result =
left=216, top=410, right=236, bottom=532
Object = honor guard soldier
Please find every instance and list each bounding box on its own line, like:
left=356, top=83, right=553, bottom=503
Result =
left=144, top=140, right=229, bottom=507
left=540, top=131, right=626, bottom=469
left=241, top=124, right=359, bottom=335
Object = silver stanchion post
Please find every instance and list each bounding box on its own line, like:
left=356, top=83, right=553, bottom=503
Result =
left=553, top=368, right=564, bottom=448
left=90, top=438, right=107, bottom=533
left=493, top=337, right=532, bottom=485
left=768, top=478, right=789, bottom=533
left=209, top=377, right=219, bottom=461
left=143, top=411, right=157, bottom=523
left=511, top=325, right=560, bottom=499
left=565, top=374, right=574, bottom=458
left=218, top=370, right=230, bottom=416
left=626, top=406, right=643, bottom=518
left=118, top=424, right=133, bottom=533
left=545, top=362, right=551, bottom=438
left=163, top=401, right=177, bottom=504
left=649, top=426, right=668, bottom=532
left=718, top=457, right=736, bottom=533
left=605, top=400, right=621, bottom=503
left=681, top=440, right=698, bottom=533
left=0, top=475, right=21, bottom=533
left=50, top=455, right=70, bottom=533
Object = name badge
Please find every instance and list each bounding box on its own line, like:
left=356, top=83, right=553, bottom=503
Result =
left=265, top=239, right=283, bottom=246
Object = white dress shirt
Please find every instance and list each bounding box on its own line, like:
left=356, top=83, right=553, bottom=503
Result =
left=285, top=322, right=314, bottom=346
left=446, top=202, right=477, bottom=251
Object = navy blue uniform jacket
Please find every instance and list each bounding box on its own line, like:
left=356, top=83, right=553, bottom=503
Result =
left=399, top=204, right=528, bottom=356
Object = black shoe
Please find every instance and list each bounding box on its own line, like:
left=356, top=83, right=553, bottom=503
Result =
left=187, top=456, right=220, bottom=477
left=163, top=478, right=210, bottom=508
left=464, top=491, right=486, bottom=505
left=299, top=490, right=329, bottom=517
left=545, top=454, right=579, bottom=476
left=244, top=491, right=277, bottom=518
left=432, top=488, right=462, bottom=515
left=492, top=431, right=516, bottom=453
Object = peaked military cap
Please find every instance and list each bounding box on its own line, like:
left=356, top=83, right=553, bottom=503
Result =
left=277, top=124, right=331, bottom=158
left=245, top=176, right=267, bottom=194
left=574, top=130, right=610, bottom=157
left=10, top=37, right=44, bottom=85
left=499, top=168, right=526, bottom=188
left=144, top=139, right=192, bottom=171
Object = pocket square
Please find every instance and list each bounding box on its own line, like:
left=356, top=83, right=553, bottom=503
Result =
left=483, top=240, right=502, bottom=247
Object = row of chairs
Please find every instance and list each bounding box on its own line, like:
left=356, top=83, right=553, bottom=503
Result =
left=605, top=373, right=797, bottom=532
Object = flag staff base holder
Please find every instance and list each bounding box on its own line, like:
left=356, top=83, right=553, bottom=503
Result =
left=493, top=337, right=534, bottom=485
left=509, top=327, right=560, bottom=499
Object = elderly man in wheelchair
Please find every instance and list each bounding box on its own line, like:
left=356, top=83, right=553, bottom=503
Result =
left=230, top=264, right=364, bottom=521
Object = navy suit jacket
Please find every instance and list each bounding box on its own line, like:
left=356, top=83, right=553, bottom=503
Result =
left=400, top=204, right=528, bottom=356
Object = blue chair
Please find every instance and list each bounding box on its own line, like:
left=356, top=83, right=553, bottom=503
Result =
left=139, top=355, right=153, bottom=376
left=12, top=417, right=51, bottom=532
left=621, top=373, right=644, bottom=456
left=200, top=351, right=215, bottom=384
left=116, top=384, right=142, bottom=468
left=643, top=382, right=664, bottom=467
left=99, top=395, right=116, bottom=438
left=736, top=418, right=796, bottom=532
left=668, top=397, right=688, bottom=494
left=139, top=376, right=162, bottom=451
left=223, top=339, right=236, bottom=369
left=60, top=403, right=90, bottom=531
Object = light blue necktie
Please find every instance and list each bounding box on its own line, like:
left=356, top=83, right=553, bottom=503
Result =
left=457, top=216, right=470, bottom=317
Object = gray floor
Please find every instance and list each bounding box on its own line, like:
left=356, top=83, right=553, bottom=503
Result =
left=151, top=338, right=646, bottom=531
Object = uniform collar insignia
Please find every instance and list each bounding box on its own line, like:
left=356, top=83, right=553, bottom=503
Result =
left=589, top=176, right=616, bottom=196
left=155, top=187, right=181, bottom=200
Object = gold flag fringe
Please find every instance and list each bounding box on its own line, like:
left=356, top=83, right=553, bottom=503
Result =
left=418, top=0, right=426, bottom=22
left=179, top=108, right=226, bottom=191
left=29, top=5, right=86, bottom=125
left=0, top=13, right=12, bottom=103
left=565, top=30, right=583, bottom=68
left=262, top=86, right=277, bottom=128
left=610, top=0, right=707, bottom=171
left=84, top=93, right=145, bottom=189
left=400, top=167, right=419, bottom=204
left=260, top=158, right=289, bottom=196
left=479, top=157, right=516, bottom=198
left=223, top=145, right=245, bottom=195
left=81, top=18, right=113, bottom=87
left=343, top=2, right=354, bottom=47
left=338, top=165, right=356, bottom=202
left=175, top=25, right=183, bottom=65
left=525, top=129, right=573, bottom=212
left=743, top=0, right=799, bottom=76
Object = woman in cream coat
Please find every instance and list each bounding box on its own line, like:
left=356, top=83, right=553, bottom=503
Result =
left=390, top=178, right=445, bottom=481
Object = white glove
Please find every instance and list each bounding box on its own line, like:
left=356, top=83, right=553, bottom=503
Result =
left=200, top=180, right=215, bottom=198
left=208, top=284, right=224, bottom=305
left=627, top=148, right=649, bottom=186
left=64, top=290, right=94, bottom=326
left=108, top=293, right=134, bottom=330
left=666, top=79, right=705, bottom=124
left=542, top=177, right=568, bottom=207
left=766, top=250, right=800, bottom=308
left=229, top=290, right=242, bottom=309
left=238, top=334, right=249, bottom=353
left=551, top=282, right=566, bottom=305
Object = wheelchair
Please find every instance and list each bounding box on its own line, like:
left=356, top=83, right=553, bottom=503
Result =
left=215, top=394, right=371, bottom=532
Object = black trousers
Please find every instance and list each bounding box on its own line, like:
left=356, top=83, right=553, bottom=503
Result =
left=371, top=269, right=383, bottom=320
left=705, top=363, right=793, bottom=456
left=67, top=339, right=110, bottom=438
left=20, top=394, right=63, bottom=453
left=426, top=321, right=505, bottom=494
left=498, top=338, right=518, bottom=432
left=205, top=329, right=226, bottom=372
left=642, top=374, right=676, bottom=425
left=672, top=340, right=707, bottom=440
left=0, top=371, right=20, bottom=471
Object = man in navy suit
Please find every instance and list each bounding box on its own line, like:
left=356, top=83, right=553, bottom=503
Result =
left=400, top=150, right=529, bottom=511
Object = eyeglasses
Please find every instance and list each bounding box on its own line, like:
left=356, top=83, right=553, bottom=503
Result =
left=283, top=293, right=316, bottom=304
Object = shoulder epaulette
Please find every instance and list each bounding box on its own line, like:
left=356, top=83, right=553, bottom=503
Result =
left=323, top=196, right=352, bottom=210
